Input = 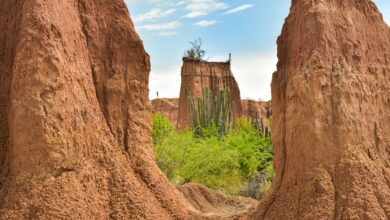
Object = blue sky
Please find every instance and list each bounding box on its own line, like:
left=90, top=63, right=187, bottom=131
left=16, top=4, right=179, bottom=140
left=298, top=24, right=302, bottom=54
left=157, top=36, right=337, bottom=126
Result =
left=125, top=0, right=390, bottom=100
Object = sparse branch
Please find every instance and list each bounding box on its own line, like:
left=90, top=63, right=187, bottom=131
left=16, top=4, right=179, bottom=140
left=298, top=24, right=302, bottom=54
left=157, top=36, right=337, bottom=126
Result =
left=184, top=38, right=206, bottom=61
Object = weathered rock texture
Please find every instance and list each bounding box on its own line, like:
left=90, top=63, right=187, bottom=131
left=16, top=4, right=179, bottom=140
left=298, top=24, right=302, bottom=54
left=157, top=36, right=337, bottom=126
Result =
left=253, top=0, right=390, bottom=219
left=151, top=98, right=179, bottom=124
left=2, top=0, right=389, bottom=219
left=177, top=59, right=243, bottom=127
left=0, top=1, right=200, bottom=219
left=241, top=100, right=272, bottom=129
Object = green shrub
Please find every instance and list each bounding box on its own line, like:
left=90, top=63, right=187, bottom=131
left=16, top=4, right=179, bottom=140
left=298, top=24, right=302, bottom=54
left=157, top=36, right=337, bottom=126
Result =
left=152, top=113, right=274, bottom=195
left=152, top=113, right=175, bottom=145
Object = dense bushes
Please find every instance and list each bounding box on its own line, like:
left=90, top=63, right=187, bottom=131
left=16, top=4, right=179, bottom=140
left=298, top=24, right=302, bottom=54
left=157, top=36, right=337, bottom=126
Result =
left=152, top=114, right=274, bottom=196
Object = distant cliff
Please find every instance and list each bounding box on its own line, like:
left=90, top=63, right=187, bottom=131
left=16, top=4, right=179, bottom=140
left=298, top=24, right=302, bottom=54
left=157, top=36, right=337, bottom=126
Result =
left=177, top=59, right=243, bottom=127
left=152, top=97, right=271, bottom=129
left=241, top=100, right=272, bottom=130
left=151, top=98, right=179, bottom=124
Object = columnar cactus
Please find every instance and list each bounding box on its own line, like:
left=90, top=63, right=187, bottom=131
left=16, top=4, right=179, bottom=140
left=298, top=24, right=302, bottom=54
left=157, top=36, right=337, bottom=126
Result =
left=187, top=82, right=235, bottom=136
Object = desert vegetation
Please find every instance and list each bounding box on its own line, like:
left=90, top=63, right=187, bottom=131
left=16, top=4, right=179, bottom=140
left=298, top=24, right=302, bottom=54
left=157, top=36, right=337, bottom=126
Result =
left=152, top=86, right=274, bottom=197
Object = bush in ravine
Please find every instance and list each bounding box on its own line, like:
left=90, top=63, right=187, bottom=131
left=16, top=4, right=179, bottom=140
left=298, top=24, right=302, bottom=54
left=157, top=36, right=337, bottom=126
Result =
left=152, top=113, right=274, bottom=195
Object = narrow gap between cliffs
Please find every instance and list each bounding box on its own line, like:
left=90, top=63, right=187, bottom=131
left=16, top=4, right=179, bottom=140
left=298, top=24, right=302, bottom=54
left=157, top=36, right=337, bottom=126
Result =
left=149, top=41, right=276, bottom=216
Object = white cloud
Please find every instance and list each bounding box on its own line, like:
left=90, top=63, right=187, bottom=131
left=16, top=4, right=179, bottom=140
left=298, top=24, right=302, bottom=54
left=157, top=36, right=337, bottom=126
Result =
left=149, top=52, right=277, bottom=100
left=194, top=19, right=217, bottom=27
left=175, top=1, right=186, bottom=7
left=230, top=52, right=276, bottom=101
left=224, top=4, right=254, bottom=15
left=208, top=52, right=277, bottom=100
left=159, top=32, right=178, bottom=37
left=134, top=8, right=176, bottom=22
left=184, top=0, right=229, bottom=18
left=137, top=21, right=182, bottom=31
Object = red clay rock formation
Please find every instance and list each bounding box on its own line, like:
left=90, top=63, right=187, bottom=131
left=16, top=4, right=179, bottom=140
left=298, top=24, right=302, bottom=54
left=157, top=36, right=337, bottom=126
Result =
left=253, top=0, right=390, bottom=219
left=151, top=98, right=179, bottom=124
left=2, top=0, right=389, bottom=219
left=0, top=1, right=200, bottom=219
left=241, top=100, right=271, bottom=129
left=177, top=59, right=243, bottom=127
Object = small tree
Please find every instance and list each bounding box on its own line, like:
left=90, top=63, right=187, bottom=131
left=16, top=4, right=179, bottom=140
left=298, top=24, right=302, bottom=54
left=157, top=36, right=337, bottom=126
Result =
left=184, top=38, right=206, bottom=61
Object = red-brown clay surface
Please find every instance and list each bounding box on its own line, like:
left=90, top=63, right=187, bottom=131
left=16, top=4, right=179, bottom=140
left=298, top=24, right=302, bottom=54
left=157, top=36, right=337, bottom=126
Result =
left=177, top=59, right=243, bottom=127
left=1, top=0, right=389, bottom=219
left=241, top=100, right=271, bottom=129
left=151, top=98, right=179, bottom=124
left=0, top=1, right=200, bottom=219
left=252, top=0, right=390, bottom=219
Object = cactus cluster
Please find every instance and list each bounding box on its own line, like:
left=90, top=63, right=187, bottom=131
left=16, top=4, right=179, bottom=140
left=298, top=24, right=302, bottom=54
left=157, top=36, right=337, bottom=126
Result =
left=249, top=112, right=271, bottom=137
left=188, top=83, right=235, bottom=136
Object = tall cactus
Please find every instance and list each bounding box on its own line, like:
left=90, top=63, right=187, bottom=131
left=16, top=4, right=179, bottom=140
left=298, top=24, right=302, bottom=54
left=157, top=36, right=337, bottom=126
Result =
left=248, top=112, right=272, bottom=137
left=187, top=82, right=235, bottom=137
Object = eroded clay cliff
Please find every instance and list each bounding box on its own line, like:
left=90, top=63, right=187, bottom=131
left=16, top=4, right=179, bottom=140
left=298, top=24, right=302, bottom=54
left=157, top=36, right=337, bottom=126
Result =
left=253, top=0, right=390, bottom=219
left=1, top=0, right=389, bottom=219
left=0, top=1, right=199, bottom=219
left=151, top=98, right=179, bottom=124
left=241, top=100, right=272, bottom=130
left=177, top=59, right=243, bottom=127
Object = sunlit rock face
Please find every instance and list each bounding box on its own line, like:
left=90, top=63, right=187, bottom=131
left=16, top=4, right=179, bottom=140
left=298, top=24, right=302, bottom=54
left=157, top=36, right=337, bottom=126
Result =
left=253, top=0, right=390, bottom=219
left=0, top=1, right=200, bottom=219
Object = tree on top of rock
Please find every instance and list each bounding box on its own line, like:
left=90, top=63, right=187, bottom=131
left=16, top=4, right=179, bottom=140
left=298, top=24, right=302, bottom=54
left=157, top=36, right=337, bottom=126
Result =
left=184, top=38, right=206, bottom=61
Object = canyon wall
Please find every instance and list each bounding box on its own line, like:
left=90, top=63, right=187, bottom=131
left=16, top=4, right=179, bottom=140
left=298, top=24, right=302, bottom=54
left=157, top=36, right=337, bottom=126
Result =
left=151, top=98, right=179, bottom=124
left=177, top=59, right=243, bottom=127
left=0, top=0, right=199, bottom=219
left=253, top=0, right=390, bottom=219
